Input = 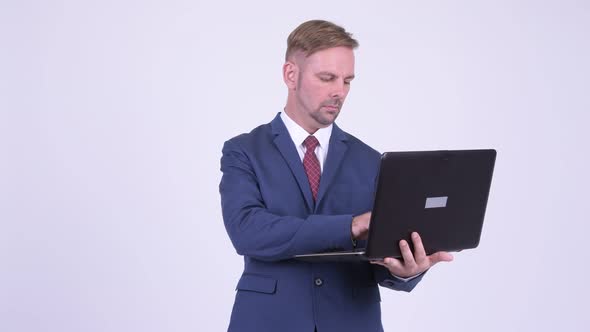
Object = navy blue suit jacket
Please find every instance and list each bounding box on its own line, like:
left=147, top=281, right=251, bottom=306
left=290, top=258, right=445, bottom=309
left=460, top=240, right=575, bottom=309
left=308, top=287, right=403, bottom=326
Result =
left=220, top=113, right=423, bottom=332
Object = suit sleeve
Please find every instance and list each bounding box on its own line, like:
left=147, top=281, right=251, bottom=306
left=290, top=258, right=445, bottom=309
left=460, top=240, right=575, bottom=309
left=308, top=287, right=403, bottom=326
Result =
left=219, top=139, right=356, bottom=262
left=357, top=237, right=425, bottom=291
left=372, top=265, right=426, bottom=292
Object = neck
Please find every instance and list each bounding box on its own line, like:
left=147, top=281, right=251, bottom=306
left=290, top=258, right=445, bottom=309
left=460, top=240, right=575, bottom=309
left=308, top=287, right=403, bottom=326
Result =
left=284, top=98, right=319, bottom=135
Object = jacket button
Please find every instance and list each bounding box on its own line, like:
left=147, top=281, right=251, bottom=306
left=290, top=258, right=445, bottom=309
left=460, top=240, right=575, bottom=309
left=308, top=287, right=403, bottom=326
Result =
left=314, top=278, right=323, bottom=286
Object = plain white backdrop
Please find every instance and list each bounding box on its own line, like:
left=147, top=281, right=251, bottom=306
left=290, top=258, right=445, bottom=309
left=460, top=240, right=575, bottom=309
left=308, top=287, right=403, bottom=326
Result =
left=1, top=0, right=589, bottom=331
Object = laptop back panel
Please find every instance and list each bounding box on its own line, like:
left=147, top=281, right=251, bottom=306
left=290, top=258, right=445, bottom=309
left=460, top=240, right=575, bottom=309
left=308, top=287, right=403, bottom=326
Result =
left=365, top=150, right=496, bottom=259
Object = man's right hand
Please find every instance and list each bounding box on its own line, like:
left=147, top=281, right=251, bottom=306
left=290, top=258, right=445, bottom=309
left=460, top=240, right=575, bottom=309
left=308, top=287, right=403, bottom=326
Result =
left=351, top=212, right=371, bottom=240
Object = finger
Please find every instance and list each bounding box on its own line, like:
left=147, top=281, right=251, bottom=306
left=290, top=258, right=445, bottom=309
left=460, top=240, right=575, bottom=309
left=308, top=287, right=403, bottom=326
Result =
left=429, top=251, right=454, bottom=265
left=369, top=259, right=386, bottom=266
left=411, top=232, right=427, bottom=263
left=371, top=257, right=404, bottom=271
left=399, top=239, right=416, bottom=268
left=370, top=257, right=393, bottom=265
left=383, top=257, right=404, bottom=271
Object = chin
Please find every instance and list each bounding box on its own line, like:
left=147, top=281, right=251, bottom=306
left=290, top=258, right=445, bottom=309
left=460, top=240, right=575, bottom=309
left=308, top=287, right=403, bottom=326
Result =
left=311, top=109, right=340, bottom=126
left=324, top=111, right=340, bottom=123
left=318, top=117, right=337, bottom=127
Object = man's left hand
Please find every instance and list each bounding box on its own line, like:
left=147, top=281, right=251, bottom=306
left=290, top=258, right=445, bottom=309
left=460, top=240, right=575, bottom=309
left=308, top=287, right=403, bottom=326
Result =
left=370, top=232, right=454, bottom=278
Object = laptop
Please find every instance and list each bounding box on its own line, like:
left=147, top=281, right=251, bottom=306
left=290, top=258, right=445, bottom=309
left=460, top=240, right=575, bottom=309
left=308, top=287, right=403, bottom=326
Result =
left=294, top=149, right=496, bottom=262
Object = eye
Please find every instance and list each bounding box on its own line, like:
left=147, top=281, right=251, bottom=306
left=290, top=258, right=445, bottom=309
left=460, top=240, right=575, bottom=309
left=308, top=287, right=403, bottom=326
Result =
left=318, top=74, right=335, bottom=82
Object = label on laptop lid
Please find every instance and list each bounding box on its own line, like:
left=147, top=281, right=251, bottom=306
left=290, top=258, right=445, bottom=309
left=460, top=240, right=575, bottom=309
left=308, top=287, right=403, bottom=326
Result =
left=425, top=196, right=448, bottom=209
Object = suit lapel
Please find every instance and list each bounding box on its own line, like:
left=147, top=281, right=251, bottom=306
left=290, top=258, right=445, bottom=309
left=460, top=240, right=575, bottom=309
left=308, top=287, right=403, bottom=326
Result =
left=316, top=124, right=348, bottom=209
left=270, top=114, right=315, bottom=210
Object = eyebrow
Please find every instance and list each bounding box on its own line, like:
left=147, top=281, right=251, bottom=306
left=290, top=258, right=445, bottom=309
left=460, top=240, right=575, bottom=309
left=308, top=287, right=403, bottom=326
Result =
left=316, top=71, right=356, bottom=80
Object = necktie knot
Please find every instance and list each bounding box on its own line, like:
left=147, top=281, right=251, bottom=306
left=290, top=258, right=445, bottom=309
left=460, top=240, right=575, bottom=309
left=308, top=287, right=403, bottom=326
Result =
left=303, top=135, right=320, bottom=151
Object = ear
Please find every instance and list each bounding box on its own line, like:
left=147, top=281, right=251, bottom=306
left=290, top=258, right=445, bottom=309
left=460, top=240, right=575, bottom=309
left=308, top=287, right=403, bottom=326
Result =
left=282, top=61, right=298, bottom=90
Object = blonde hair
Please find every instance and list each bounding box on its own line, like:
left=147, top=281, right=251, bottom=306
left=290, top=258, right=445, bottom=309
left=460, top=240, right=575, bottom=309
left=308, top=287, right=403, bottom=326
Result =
left=286, top=20, right=359, bottom=60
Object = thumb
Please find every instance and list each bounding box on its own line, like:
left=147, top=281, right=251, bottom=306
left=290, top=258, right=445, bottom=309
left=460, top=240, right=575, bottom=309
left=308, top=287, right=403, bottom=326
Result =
left=430, top=251, right=454, bottom=264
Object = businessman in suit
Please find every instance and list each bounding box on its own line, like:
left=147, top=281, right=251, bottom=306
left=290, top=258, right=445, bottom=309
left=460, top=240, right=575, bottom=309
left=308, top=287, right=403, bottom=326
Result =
left=219, top=20, right=453, bottom=332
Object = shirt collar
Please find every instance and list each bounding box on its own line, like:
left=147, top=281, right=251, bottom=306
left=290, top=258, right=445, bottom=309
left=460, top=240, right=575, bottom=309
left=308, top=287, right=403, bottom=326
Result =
left=280, top=111, right=333, bottom=149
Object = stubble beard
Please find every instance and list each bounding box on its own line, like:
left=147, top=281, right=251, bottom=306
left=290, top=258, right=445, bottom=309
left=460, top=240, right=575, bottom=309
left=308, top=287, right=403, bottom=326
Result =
left=311, top=99, right=342, bottom=126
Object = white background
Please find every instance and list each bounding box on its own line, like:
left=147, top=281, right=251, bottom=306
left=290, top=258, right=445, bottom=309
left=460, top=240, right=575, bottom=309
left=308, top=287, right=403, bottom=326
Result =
left=1, top=0, right=589, bottom=331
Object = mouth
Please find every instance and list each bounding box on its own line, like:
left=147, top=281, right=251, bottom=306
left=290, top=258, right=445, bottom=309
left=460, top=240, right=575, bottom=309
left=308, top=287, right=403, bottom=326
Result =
left=322, top=105, right=340, bottom=111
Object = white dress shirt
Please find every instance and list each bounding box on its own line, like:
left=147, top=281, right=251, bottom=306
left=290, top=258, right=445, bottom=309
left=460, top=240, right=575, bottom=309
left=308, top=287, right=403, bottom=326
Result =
left=280, top=112, right=332, bottom=172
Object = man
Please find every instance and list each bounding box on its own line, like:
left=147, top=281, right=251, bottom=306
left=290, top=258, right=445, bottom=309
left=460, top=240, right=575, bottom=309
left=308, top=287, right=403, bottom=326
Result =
left=219, top=20, right=453, bottom=332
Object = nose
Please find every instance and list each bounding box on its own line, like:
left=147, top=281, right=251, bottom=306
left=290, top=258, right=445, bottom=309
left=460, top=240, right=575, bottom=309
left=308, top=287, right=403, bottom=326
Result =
left=330, top=80, right=347, bottom=99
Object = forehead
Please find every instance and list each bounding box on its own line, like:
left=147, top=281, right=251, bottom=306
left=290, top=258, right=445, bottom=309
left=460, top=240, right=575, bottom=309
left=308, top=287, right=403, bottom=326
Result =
left=302, top=46, right=355, bottom=75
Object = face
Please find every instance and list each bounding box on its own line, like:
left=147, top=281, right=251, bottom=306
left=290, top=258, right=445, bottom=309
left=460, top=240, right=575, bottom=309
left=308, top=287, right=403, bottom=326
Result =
left=286, top=46, right=355, bottom=132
